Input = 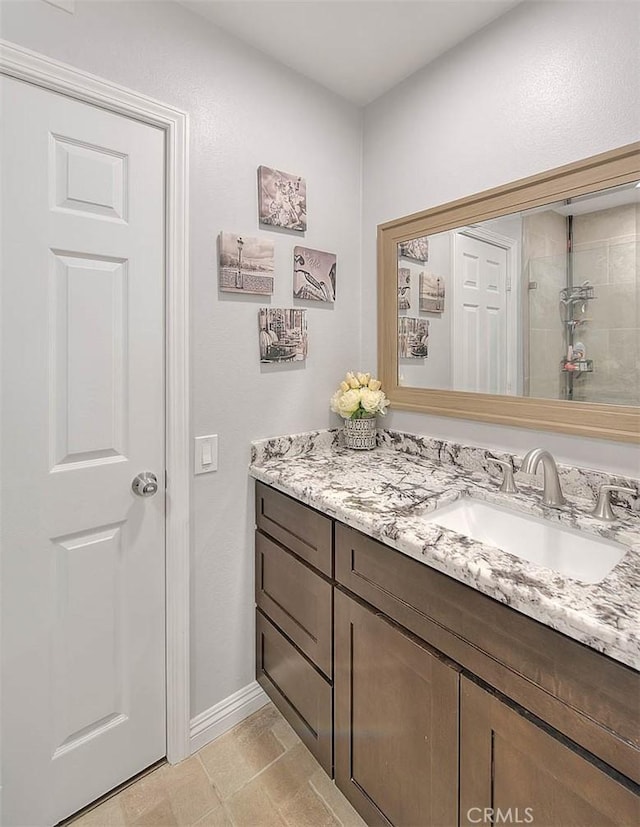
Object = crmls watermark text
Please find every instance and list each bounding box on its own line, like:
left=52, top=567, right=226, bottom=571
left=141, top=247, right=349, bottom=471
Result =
left=467, top=807, right=534, bottom=824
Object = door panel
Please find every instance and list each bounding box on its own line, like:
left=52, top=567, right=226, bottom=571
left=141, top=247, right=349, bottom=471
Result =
left=51, top=251, right=128, bottom=467
left=52, top=523, right=126, bottom=759
left=1, top=76, right=166, bottom=826
left=51, top=133, right=128, bottom=221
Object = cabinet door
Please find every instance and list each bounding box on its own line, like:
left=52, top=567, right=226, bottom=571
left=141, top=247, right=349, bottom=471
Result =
left=460, top=677, right=640, bottom=827
left=334, top=589, right=459, bottom=827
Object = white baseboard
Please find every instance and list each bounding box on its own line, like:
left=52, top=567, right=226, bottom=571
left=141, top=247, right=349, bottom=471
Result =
left=190, top=681, right=269, bottom=754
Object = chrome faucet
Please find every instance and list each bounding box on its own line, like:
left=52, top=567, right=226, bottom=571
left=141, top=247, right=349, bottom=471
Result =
left=519, top=449, right=566, bottom=508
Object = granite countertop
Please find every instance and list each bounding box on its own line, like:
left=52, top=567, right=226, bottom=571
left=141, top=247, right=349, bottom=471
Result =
left=249, top=430, right=640, bottom=671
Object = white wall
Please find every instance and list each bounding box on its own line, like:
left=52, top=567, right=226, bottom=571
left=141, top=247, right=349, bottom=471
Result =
left=362, top=0, right=640, bottom=476
left=0, top=0, right=363, bottom=719
left=398, top=231, right=452, bottom=390
left=3, top=0, right=639, bottom=727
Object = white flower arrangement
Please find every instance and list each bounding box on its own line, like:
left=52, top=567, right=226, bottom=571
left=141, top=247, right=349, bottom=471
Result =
left=330, top=372, right=390, bottom=420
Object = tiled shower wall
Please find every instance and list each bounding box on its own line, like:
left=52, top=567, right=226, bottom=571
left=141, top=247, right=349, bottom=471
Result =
left=524, top=203, right=639, bottom=405
left=523, top=209, right=567, bottom=400
left=572, top=203, right=639, bottom=406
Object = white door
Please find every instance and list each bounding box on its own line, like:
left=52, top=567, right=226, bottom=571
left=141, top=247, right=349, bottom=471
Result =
left=1, top=76, right=166, bottom=826
left=452, top=233, right=509, bottom=394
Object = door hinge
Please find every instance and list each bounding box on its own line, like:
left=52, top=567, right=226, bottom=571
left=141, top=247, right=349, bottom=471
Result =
left=165, top=469, right=168, bottom=490
left=506, top=274, right=512, bottom=292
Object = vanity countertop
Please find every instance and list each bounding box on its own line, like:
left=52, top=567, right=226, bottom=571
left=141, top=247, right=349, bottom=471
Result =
left=249, top=430, right=640, bottom=671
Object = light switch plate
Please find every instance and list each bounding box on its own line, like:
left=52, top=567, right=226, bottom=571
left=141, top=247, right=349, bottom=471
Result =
left=194, top=434, right=218, bottom=475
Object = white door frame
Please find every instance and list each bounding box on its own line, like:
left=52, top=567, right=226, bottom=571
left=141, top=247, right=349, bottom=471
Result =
left=0, top=41, right=191, bottom=765
left=451, top=226, right=521, bottom=395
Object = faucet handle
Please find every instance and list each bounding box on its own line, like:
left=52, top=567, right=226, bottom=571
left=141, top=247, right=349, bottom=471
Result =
left=490, top=459, right=518, bottom=494
left=591, top=485, right=636, bottom=522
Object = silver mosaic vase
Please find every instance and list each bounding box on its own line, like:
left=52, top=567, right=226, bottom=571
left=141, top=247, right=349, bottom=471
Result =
left=344, top=416, right=377, bottom=450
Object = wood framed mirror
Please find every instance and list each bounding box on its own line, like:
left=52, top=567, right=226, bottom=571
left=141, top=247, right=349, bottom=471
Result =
left=378, top=143, right=640, bottom=442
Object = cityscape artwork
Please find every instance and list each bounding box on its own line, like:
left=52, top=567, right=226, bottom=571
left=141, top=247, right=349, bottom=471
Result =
left=218, top=232, right=274, bottom=295
left=398, top=316, right=429, bottom=358
left=259, top=308, right=308, bottom=363
left=419, top=271, right=446, bottom=313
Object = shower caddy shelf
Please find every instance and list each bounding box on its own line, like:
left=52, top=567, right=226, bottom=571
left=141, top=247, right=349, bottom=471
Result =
left=561, top=359, right=594, bottom=374
left=560, top=284, right=596, bottom=303
left=560, top=223, right=597, bottom=399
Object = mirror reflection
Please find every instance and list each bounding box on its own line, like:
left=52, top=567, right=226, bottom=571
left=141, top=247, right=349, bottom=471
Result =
left=397, top=181, right=639, bottom=406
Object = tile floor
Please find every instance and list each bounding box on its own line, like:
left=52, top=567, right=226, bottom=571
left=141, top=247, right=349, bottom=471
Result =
left=71, top=703, right=366, bottom=827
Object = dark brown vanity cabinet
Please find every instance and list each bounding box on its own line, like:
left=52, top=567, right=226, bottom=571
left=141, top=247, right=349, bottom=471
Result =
left=254, top=482, right=334, bottom=774
left=254, top=482, right=640, bottom=825
left=334, top=522, right=639, bottom=826
left=334, top=589, right=459, bottom=827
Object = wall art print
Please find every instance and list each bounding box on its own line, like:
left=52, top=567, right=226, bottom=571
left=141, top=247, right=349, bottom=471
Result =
left=293, top=247, right=336, bottom=302
left=399, top=236, right=429, bottom=262
left=419, top=271, right=446, bottom=313
left=218, top=232, right=274, bottom=295
left=258, top=166, right=307, bottom=232
left=398, top=316, right=429, bottom=358
left=259, top=307, right=308, bottom=363
left=398, top=267, right=411, bottom=311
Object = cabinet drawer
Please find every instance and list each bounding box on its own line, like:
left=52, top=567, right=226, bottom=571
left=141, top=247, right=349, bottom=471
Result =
left=256, top=482, right=333, bottom=576
left=256, top=531, right=333, bottom=678
left=256, top=610, right=332, bottom=775
left=335, top=522, right=640, bottom=784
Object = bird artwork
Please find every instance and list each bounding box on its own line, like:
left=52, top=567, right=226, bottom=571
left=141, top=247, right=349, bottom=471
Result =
left=398, top=267, right=411, bottom=310
left=293, top=247, right=336, bottom=302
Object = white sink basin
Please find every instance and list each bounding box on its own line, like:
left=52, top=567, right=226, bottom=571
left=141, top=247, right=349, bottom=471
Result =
left=423, top=498, right=627, bottom=584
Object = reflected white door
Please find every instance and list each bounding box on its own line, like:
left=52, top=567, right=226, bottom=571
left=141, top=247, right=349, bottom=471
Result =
left=452, top=233, right=508, bottom=394
left=1, top=76, right=166, bottom=826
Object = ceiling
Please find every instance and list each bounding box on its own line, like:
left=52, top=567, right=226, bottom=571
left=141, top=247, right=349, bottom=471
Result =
left=550, top=181, right=640, bottom=217
left=178, top=0, right=523, bottom=105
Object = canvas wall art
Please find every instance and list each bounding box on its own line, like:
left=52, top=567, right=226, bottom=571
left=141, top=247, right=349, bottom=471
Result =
left=218, top=233, right=274, bottom=295
left=399, top=236, right=429, bottom=262
left=259, top=307, right=308, bottom=363
left=419, top=271, right=446, bottom=313
left=398, top=316, right=429, bottom=358
left=293, top=247, right=336, bottom=302
left=398, top=267, right=411, bottom=311
left=258, top=166, right=307, bottom=232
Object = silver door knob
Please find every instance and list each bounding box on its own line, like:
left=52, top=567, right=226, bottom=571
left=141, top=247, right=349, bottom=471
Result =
left=132, top=471, right=159, bottom=497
